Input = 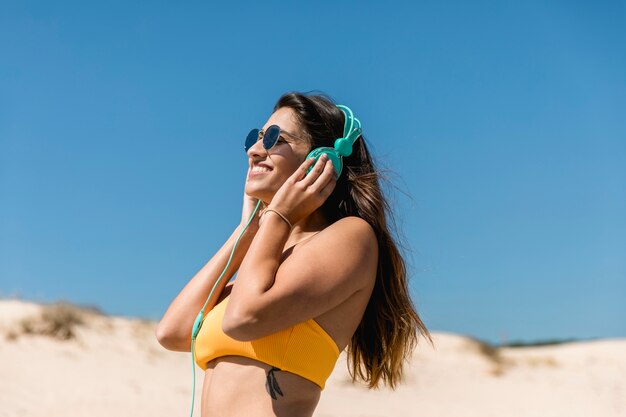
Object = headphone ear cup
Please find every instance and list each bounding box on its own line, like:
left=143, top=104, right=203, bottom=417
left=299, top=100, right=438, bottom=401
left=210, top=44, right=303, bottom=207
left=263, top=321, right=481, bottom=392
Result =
left=306, top=147, right=343, bottom=177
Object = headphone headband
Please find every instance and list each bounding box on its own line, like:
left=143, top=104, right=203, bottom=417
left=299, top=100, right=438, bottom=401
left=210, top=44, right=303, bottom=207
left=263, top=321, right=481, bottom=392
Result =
left=304, top=103, right=363, bottom=177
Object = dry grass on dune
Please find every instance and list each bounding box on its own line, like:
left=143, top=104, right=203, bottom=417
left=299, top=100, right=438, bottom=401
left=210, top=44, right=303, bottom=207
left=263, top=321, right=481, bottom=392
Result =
left=465, top=336, right=568, bottom=376
left=466, top=337, right=510, bottom=376
left=5, top=300, right=106, bottom=342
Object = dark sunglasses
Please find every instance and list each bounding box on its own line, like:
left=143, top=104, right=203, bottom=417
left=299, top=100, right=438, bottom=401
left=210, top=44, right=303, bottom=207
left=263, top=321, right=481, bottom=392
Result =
left=245, top=125, right=297, bottom=153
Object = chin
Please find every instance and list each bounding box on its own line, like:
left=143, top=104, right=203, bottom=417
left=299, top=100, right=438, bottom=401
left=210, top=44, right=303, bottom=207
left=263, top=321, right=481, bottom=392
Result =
left=245, top=183, right=274, bottom=203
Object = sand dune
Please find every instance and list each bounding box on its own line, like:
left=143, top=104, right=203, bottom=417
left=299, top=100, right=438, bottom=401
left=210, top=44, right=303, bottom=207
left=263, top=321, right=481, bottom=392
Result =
left=1, top=299, right=624, bottom=417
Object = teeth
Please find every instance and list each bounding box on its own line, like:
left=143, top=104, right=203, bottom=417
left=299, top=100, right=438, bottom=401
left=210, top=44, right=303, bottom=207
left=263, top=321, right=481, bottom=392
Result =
left=252, top=166, right=271, bottom=173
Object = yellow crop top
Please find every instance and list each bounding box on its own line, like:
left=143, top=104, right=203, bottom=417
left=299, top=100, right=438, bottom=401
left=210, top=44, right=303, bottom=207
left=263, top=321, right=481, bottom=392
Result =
left=194, top=294, right=341, bottom=390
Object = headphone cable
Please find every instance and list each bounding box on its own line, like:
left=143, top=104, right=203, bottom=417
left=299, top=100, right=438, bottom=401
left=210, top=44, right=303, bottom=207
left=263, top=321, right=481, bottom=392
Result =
left=188, top=199, right=262, bottom=417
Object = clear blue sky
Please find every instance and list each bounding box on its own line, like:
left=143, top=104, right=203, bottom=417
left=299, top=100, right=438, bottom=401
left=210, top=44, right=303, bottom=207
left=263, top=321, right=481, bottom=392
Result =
left=1, top=1, right=624, bottom=346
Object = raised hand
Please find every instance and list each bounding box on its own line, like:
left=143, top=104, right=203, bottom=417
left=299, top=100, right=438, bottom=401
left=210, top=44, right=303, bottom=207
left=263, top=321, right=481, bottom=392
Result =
left=266, top=153, right=337, bottom=225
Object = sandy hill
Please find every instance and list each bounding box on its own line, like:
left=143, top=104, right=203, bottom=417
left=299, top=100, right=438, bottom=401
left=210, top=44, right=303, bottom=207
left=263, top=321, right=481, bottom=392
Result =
left=0, top=299, right=624, bottom=417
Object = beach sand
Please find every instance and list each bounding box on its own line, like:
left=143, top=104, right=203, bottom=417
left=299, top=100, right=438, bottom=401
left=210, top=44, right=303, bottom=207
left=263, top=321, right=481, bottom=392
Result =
left=1, top=299, right=624, bottom=417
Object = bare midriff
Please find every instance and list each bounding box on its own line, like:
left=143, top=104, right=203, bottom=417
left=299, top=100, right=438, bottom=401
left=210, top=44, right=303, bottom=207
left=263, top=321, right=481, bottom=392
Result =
left=201, top=356, right=322, bottom=417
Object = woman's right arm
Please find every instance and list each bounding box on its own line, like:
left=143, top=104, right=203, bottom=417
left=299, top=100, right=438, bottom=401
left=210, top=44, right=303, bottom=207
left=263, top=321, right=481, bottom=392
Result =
left=155, top=195, right=261, bottom=351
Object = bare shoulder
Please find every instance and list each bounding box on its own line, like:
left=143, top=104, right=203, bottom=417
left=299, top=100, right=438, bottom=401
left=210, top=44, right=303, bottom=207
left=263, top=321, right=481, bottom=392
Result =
left=320, top=216, right=378, bottom=251
left=279, top=215, right=378, bottom=283
left=294, top=215, right=378, bottom=288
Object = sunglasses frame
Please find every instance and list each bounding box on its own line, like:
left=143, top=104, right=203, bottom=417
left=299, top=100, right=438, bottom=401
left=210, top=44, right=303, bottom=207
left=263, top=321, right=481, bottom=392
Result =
left=245, top=125, right=283, bottom=153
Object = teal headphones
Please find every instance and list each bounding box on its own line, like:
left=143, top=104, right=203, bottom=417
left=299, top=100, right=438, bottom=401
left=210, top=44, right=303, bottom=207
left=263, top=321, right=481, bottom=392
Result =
left=305, top=104, right=362, bottom=177
left=187, top=103, right=361, bottom=417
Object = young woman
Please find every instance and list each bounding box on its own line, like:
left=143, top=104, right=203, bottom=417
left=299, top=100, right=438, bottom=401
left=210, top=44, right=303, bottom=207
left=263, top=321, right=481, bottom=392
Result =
left=156, top=92, right=433, bottom=417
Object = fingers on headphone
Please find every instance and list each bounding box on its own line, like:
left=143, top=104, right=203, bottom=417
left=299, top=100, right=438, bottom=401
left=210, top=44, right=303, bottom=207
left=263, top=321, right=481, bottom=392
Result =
left=312, top=155, right=330, bottom=176
left=292, top=157, right=317, bottom=181
left=318, top=170, right=337, bottom=198
left=313, top=160, right=337, bottom=192
left=302, top=155, right=330, bottom=186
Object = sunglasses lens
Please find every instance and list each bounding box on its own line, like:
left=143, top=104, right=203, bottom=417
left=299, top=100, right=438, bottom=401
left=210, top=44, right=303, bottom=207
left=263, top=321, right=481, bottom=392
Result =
left=263, top=125, right=280, bottom=150
left=245, top=129, right=259, bottom=152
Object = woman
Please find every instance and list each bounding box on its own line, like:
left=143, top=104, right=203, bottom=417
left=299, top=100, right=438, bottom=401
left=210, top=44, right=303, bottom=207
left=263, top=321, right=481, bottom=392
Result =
left=156, top=92, right=433, bottom=417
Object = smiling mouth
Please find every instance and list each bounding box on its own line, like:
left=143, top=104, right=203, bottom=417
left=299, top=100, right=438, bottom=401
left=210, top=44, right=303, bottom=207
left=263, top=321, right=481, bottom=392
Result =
left=248, top=165, right=273, bottom=178
left=251, top=166, right=272, bottom=173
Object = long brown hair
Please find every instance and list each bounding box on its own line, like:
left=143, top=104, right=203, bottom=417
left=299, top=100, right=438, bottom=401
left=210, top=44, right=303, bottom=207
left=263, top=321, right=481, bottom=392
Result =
left=274, top=91, right=434, bottom=389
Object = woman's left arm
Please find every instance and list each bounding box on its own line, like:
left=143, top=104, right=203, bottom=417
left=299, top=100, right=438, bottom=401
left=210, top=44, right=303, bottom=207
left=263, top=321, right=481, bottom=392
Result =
left=223, top=155, right=378, bottom=340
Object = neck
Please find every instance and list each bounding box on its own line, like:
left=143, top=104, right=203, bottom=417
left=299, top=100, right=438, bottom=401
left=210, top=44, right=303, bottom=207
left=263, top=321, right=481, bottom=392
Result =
left=286, top=208, right=330, bottom=248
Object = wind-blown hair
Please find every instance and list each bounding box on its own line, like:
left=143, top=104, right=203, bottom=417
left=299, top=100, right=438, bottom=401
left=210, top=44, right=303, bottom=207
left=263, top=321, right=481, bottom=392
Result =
left=273, top=91, right=433, bottom=389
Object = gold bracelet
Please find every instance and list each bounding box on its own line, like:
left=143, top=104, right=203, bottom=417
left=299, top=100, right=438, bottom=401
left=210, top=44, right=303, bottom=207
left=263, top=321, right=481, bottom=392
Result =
left=263, top=209, right=293, bottom=230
